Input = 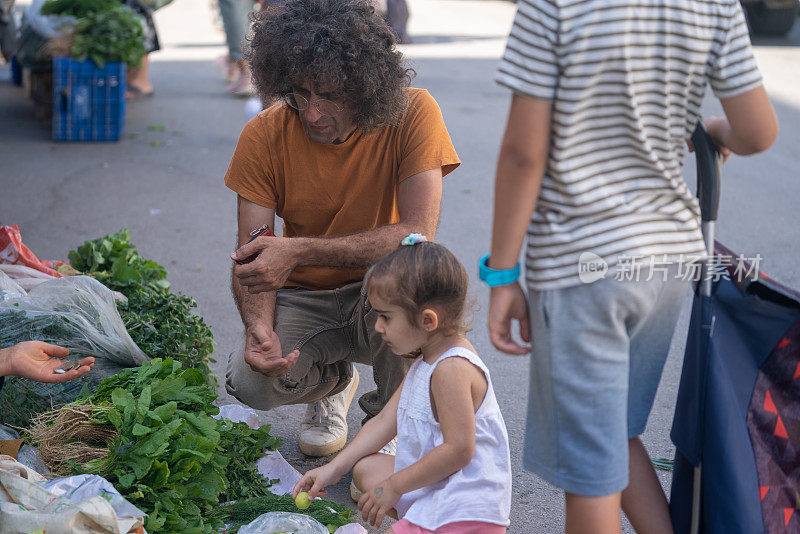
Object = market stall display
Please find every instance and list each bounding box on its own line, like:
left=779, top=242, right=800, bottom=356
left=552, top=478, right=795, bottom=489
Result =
left=0, top=228, right=364, bottom=533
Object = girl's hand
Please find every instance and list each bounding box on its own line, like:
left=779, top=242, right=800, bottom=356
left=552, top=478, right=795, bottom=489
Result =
left=488, top=282, right=531, bottom=355
left=292, top=464, right=342, bottom=500
left=358, top=477, right=401, bottom=528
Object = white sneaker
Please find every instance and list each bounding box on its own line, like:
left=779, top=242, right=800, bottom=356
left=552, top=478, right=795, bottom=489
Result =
left=299, top=366, right=359, bottom=457
left=350, top=479, right=364, bottom=502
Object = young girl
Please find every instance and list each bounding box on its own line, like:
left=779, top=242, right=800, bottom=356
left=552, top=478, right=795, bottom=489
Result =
left=293, top=235, right=512, bottom=534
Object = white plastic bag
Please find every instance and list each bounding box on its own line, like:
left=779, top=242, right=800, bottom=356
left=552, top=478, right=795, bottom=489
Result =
left=238, top=511, right=329, bottom=534
left=0, top=457, right=144, bottom=534
left=215, top=403, right=261, bottom=429
left=0, top=264, right=56, bottom=292
left=41, top=474, right=146, bottom=522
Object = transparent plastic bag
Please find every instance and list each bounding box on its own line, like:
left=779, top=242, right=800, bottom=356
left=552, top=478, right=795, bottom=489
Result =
left=237, top=511, right=330, bottom=534
left=0, top=276, right=148, bottom=427
left=16, top=0, right=77, bottom=69
left=0, top=275, right=146, bottom=364
left=0, top=272, right=26, bottom=299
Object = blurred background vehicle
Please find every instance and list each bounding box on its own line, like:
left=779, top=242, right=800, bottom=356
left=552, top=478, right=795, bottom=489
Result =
left=742, top=0, right=799, bottom=36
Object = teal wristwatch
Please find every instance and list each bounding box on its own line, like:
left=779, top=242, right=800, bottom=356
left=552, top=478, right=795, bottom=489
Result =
left=479, top=254, right=520, bottom=287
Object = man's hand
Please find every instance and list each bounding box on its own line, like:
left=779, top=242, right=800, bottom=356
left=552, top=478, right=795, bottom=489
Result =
left=0, top=341, right=95, bottom=383
left=358, top=476, right=401, bottom=528
left=231, top=235, right=299, bottom=293
left=244, top=323, right=299, bottom=377
left=488, top=283, right=531, bottom=355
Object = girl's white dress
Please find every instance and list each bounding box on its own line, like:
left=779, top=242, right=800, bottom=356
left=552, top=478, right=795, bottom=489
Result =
left=393, top=346, right=512, bottom=530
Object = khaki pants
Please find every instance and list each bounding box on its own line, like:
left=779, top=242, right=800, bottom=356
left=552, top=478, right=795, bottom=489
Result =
left=225, top=281, right=411, bottom=419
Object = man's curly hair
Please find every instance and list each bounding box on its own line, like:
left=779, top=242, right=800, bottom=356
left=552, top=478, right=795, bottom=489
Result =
left=246, top=0, right=415, bottom=131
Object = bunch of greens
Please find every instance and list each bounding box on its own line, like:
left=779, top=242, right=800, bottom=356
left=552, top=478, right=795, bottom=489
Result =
left=71, top=5, right=146, bottom=67
left=41, top=0, right=117, bottom=18
left=212, top=493, right=354, bottom=533
left=118, top=287, right=216, bottom=381
left=74, top=359, right=282, bottom=533
left=68, top=229, right=168, bottom=296
left=217, top=419, right=281, bottom=503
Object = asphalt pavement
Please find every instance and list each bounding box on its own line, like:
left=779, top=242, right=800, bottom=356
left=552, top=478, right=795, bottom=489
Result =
left=1, top=1, right=798, bottom=532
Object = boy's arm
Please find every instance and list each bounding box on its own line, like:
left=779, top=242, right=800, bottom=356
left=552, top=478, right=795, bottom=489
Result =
left=706, top=85, right=778, bottom=157
left=487, top=93, right=552, bottom=355
left=383, top=358, right=481, bottom=496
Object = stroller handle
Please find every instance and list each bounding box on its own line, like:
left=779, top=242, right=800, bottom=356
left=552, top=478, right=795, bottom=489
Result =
left=691, top=123, right=722, bottom=222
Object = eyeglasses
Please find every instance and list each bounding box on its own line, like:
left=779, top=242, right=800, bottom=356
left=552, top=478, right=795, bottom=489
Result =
left=283, top=93, right=344, bottom=117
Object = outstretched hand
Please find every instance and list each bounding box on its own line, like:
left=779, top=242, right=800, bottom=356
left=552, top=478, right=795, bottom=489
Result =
left=292, top=463, right=343, bottom=500
left=0, top=341, right=94, bottom=383
left=243, top=323, right=299, bottom=377
left=488, top=282, right=531, bottom=355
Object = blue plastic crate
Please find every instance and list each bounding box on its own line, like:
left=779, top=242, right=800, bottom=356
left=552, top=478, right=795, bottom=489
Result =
left=52, top=58, right=126, bottom=142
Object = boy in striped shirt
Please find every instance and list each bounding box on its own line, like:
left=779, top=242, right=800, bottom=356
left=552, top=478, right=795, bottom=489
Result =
left=485, top=0, right=777, bottom=532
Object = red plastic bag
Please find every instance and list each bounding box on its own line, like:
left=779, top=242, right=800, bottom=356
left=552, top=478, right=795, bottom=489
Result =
left=0, top=225, right=64, bottom=278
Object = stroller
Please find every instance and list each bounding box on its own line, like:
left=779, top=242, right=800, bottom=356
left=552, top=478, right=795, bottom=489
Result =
left=669, top=125, right=800, bottom=533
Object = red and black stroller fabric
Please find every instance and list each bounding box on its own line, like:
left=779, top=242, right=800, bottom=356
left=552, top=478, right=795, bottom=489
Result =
left=669, top=239, right=800, bottom=532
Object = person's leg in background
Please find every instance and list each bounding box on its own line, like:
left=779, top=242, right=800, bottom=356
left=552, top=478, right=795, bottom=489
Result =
left=122, top=0, right=159, bottom=98
left=217, top=0, right=255, bottom=96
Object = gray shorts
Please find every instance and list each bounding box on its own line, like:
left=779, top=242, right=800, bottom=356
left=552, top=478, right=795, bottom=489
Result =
left=225, top=281, right=411, bottom=418
left=524, top=268, right=688, bottom=496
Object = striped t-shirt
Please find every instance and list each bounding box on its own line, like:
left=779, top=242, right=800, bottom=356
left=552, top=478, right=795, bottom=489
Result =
left=496, top=0, right=763, bottom=290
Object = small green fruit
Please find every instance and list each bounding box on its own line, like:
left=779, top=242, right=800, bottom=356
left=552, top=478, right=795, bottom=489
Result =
left=295, top=491, right=311, bottom=510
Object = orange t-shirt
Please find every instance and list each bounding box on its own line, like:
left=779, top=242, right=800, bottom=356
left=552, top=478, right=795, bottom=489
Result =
left=224, top=87, right=460, bottom=290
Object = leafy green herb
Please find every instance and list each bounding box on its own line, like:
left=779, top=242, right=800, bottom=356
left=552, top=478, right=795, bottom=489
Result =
left=118, top=287, right=215, bottom=381
left=212, top=493, right=353, bottom=533
left=70, top=5, right=146, bottom=68
left=78, top=359, right=281, bottom=533
left=68, top=229, right=169, bottom=297
left=41, top=0, right=117, bottom=17
left=217, top=419, right=281, bottom=503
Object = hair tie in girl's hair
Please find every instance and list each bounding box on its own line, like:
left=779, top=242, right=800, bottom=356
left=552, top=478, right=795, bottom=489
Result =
left=401, top=233, right=428, bottom=246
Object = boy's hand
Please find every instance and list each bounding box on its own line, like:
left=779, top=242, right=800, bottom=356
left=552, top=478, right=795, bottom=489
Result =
left=358, top=477, right=401, bottom=528
left=292, top=464, right=342, bottom=500
left=488, top=282, right=531, bottom=355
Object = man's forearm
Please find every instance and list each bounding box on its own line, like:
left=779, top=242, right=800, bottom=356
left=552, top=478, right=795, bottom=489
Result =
left=292, top=221, right=434, bottom=271
left=232, top=267, right=277, bottom=328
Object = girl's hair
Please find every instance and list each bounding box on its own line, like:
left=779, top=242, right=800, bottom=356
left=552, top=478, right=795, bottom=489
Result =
left=366, top=242, right=469, bottom=336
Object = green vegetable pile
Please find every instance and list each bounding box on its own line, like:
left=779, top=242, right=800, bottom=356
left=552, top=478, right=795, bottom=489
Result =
left=212, top=493, right=353, bottom=533
left=119, top=287, right=216, bottom=381
left=69, top=229, right=216, bottom=382
left=32, top=358, right=282, bottom=533
left=40, top=0, right=146, bottom=68
left=41, top=0, right=117, bottom=18
left=68, top=229, right=169, bottom=297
